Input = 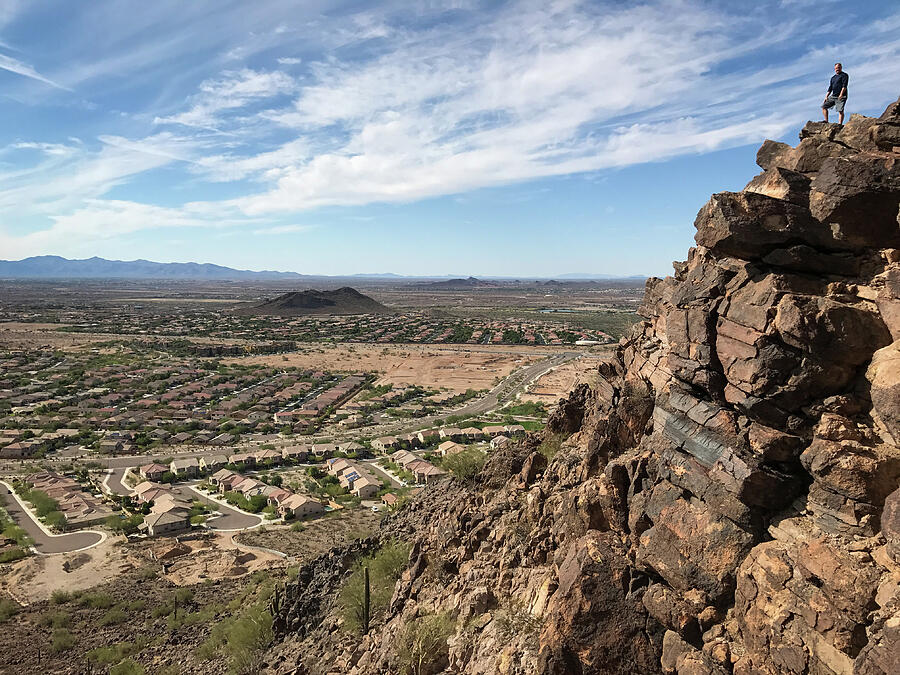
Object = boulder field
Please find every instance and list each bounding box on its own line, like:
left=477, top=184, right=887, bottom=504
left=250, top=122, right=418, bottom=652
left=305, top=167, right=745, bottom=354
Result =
left=269, top=97, right=900, bottom=675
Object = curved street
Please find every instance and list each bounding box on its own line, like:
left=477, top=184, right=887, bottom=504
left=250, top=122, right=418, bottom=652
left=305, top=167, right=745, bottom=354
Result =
left=176, top=485, right=262, bottom=531
left=103, top=467, right=134, bottom=496
left=101, top=471, right=263, bottom=531
left=0, top=483, right=104, bottom=554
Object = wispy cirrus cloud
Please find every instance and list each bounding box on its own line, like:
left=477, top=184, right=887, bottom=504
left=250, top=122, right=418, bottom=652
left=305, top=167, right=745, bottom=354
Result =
left=0, top=51, right=68, bottom=89
left=153, top=68, right=296, bottom=131
left=1, top=0, right=899, bottom=264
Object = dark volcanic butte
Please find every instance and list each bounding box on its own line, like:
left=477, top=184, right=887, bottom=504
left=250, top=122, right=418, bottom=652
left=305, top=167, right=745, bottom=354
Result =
left=235, top=287, right=393, bottom=316
left=268, top=98, right=900, bottom=675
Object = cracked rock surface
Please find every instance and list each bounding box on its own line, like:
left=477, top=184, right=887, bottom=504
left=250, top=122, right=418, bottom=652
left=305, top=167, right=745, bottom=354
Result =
left=266, top=99, right=900, bottom=675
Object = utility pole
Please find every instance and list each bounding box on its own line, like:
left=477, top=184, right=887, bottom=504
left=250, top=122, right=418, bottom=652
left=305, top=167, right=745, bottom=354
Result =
left=363, top=566, right=370, bottom=633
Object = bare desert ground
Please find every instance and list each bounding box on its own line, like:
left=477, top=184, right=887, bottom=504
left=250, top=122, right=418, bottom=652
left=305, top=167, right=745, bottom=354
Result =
left=520, top=354, right=613, bottom=404
left=0, top=535, right=134, bottom=604
left=231, top=343, right=565, bottom=392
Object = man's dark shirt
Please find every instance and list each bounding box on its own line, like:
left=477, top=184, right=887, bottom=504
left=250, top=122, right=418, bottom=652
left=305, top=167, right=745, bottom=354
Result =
left=829, top=72, right=849, bottom=97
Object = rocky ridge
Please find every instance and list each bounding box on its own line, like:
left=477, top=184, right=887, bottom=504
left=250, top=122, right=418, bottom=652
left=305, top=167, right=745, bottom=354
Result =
left=236, top=287, right=393, bottom=316
left=269, top=99, right=900, bottom=674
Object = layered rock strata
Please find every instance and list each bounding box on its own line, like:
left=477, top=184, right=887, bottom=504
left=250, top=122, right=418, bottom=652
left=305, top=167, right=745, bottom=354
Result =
left=271, top=98, right=900, bottom=675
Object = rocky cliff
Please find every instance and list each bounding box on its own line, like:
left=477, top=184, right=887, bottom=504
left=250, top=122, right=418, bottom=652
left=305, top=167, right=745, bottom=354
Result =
left=268, top=98, right=900, bottom=675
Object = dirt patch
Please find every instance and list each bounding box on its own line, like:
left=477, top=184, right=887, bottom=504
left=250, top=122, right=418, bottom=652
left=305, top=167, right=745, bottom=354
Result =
left=0, top=535, right=136, bottom=605
left=230, top=344, right=557, bottom=393
left=236, top=508, right=380, bottom=561
left=159, top=532, right=284, bottom=586
left=519, top=356, right=608, bottom=404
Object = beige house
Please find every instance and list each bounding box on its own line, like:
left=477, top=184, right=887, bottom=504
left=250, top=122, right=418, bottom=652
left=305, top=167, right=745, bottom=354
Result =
left=352, top=477, right=380, bottom=499
left=490, top=435, right=511, bottom=450
left=372, top=436, right=399, bottom=452
left=438, top=440, right=466, bottom=456
left=143, top=510, right=190, bottom=536
left=278, top=494, right=325, bottom=519
left=200, top=455, right=228, bottom=472
left=139, top=463, right=168, bottom=481
left=170, top=457, right=200, bottom=478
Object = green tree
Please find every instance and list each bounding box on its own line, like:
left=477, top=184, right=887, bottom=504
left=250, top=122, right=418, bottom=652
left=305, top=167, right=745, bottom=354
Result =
left=442, top=449, right=486, bottom=483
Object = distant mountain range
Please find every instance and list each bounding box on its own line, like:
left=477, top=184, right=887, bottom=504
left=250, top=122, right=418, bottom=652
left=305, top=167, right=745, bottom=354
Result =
left=413, top=276, right=496, bottom=290
left=0, top=255, right=303, bottom=280
left=0, top=256, right=648, bottom=281
left=235, top=287, right=393, bottom=316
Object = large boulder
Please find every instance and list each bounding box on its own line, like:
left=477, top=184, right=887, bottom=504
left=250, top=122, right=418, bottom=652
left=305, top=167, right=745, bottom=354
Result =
left=883, top=487, right=900, bottom=564
left=694, top=192, right=824, bottom=259
left=744, top=167, right=811, bottom=206
left=539, top=531, right=662, bottom=674
left=635, top=488, right=755, bottom=603
left=867, top=341, right=900, bottom=443
left=809, top=155, right=900, bottom=250
left=733, top=519, right=882, bottom=675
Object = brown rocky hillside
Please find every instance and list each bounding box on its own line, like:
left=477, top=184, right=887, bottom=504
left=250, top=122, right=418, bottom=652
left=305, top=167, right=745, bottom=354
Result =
left=266, top=98, right=900, bottom=675
left=235, top=287, right=392, bottom=316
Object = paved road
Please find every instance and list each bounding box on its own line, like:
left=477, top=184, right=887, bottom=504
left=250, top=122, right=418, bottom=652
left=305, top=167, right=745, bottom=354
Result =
left=101, top=471, right=261, bottom=531
left=0, top=483, right=104, bottom=554
left=104, top=467, right=134, bottom=496
left=173, top=485, right=262, bottom=531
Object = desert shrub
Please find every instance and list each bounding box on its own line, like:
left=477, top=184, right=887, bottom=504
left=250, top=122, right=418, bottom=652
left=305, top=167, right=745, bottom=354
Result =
left=100, top=607, right=127, bottom=626
left=495, top=598, right=542, bottom=643
left=136, top=566, right=158, bottom=580
left=51, top=589, right=74, bottom=604
left=44, top=510, right=67, bottom=531
left=339, top=540, right=410, bottom=633
left=537, top=432, right=565, bottom=461
left=109, top=659, right=145, bottom=675
left=0, top=548, right=27, bottom=563
left=87, top=643, right=130, bottom=666
left=128, top=599, right=147, bottom=612
left=224, top=603, right=273, bottom=674
left=442, top=448, right=486, bottom=483
left=79, top=592, right=115, bottom=609
left=175, top=588, right=195, bottom=604
left=0, top=598, right=20, bottom=622
left=39, top=610, right=71, bottom=628
left=395, top=611, right=455, bottom=675
left=151, top=602, right=174, bottom=619
left=50, top=628, right=76, bottom=653
left=2, top=521, right=32, bottom=547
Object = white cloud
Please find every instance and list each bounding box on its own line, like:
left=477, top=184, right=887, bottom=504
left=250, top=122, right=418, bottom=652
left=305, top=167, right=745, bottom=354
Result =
left=3, top=0, right=900, bottom=259
left=0, top=198, right=247, bottom=259
left=153, top=68, right=296, bottom=130
left=0, top=51, right=67, bottom=89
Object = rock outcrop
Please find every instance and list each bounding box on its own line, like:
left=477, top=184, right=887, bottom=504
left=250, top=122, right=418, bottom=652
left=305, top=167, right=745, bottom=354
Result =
left=269, top=99, right=900, bottom=675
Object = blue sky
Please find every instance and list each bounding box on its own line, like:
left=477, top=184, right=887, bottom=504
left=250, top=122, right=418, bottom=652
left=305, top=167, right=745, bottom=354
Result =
left=0, top=0, right=898, bottom=277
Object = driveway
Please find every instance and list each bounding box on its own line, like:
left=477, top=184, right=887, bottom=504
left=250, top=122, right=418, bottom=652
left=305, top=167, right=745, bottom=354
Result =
left=0, top=483, right=104, bottom=554
left=173, top=485, right=262, bottom=531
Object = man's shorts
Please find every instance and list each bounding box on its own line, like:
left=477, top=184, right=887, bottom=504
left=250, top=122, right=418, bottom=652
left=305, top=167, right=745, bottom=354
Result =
left=823, top=95, right=846, bottom=113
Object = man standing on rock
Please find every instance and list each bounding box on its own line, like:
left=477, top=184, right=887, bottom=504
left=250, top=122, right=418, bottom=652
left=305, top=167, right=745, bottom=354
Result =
left=822, top=62, right=849, bottom=125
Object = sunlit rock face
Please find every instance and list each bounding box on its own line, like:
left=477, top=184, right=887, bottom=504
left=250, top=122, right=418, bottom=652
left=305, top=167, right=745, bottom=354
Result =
left=270, top=97, right=900, bottom=675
